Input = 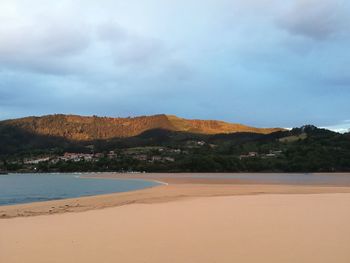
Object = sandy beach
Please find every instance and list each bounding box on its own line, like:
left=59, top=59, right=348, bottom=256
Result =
left=1, top=173, right=350, bottom=262
left=1, top=193, right=350, bottom=263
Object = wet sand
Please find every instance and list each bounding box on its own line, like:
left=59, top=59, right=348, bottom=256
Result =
left=87, top=172, right=350, bottom=186
left=1, top=193, right=350, bottom=263
left=2, top=173, right=350, bottom=218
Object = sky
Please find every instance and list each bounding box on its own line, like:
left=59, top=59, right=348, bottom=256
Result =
left=0, top=0, right=349, bottom=132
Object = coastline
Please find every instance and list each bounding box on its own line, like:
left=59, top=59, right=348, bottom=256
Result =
left=2, top=173, right=350, bottom=262
left=2, top=193, right=350, bottom=263
left=2, top=172, right=350, bottom=219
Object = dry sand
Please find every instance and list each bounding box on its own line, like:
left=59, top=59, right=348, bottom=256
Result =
left=1, top=173, right=350, bottom=262
left=1, top=193, right=350, bottom=263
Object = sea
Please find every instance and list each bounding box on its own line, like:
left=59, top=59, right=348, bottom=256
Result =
left=0, top=173, right=159, bottom=206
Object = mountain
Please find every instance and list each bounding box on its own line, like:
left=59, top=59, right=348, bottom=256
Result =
left=1, top=115, right=349, bottom=172
left=0, top=114, right=284, bottom=141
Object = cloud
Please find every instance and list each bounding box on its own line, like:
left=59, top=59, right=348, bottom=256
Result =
left=0, top=13, right=91, bottom=75
left=0, top=0, right=349, bottom=129
left=277, top=0, right=349, bottom=40
left=97, top=23, right=169, bottom=70
left=322, top=119, right=350, bottom=133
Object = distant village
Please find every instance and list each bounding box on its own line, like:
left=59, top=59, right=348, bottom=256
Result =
left=19, top=140, right=284, bottom=166
left=239, top=150, right=283, bottom=160
left=20, top=146, right=189, bottom=166
left=1, top=122, right=348, bottom=173
left=22, top=149, right=177, bottom=165
left=0, top=137, right=291, bottom=174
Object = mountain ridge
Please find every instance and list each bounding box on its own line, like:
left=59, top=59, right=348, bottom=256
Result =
left=0, top=114, right=284, bottom=141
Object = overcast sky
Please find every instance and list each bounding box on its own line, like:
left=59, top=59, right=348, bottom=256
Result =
left=0, top=0, right=349, bottom=131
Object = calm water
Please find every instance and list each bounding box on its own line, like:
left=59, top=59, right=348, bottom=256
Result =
left=0, top=173, right=159, bottom=206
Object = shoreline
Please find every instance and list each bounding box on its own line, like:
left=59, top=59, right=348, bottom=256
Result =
left=2, top=172, right=350, bottom=219
left=2, top=173, right=350, bottom=262
left=4, top=171, right=350, bottom=177
left=2, top=173, right=350, bottom=218
left=85, top=172, right=350, bottom=185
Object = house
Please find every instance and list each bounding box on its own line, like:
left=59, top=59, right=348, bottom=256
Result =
left=61, top=153, right=94, bottom=162
left=94, top=153, right=104, bottom=158
left=271, top=150, right=283, bottom=155
left=133, top=155, right=148, bottom=161
left=151, top=156, right=162, bottom=162
left=107, top=151, right=117, bottom=159
left=239, top=152, right=258, bottom=160
left=163, top=157, right=175, bottom=162
left=24, top=157, right=50, bottom=164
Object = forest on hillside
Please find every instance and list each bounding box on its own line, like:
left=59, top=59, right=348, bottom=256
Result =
left=1, top=124, right=349, bottom=173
